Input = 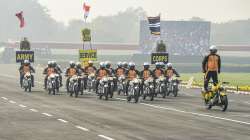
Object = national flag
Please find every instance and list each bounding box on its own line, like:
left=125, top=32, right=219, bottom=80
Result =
left=148, top=15, right=161, bottom=35
left=15, top=11, right=25, bottom=28
left=83, top=3, right=91, bottom=20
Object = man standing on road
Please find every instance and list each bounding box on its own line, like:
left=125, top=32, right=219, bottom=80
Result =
left=202, top=45, right=221, bottom=92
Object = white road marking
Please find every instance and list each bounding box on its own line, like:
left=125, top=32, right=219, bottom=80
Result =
left=98, top=135, right=115, bottom=140
left=9, top=100, right=16, bottom=104
left=115, top=98, right=126, bottom=101
left=57, top=119, right=68, bottom=123
left=182, top=93, right=195, bottom=97
left=244, top=101, right=250, bottom=105
left=19, top=104, right=27, bottom=108
left=29, top=109, right=38, bottom=112
left=75, top=125, right=89, bottom=131
left=42, top=113, right=53, bottom=117
left=140, top=103, right=250, bottom=125
left=0, top=74, right=16, bottom=79
left=1, top=97, right=8, bottom=100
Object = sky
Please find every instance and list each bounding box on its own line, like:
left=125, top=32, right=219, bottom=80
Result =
left=38, top=0, right=250, bottom=24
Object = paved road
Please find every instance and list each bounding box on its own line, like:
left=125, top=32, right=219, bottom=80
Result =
left=0, top=64, right=249, bottom=140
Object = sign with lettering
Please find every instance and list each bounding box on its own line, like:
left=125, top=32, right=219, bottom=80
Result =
left=151, top=52, right=168, bottom=64
left=79, top=49, right=97, bottom=62
left=16, top=51, right=34, bottom=63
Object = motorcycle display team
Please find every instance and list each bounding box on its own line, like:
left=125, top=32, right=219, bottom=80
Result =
left=18, top=45, right=228, bottom=111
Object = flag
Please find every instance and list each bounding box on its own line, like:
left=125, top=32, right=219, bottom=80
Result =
left=83, top=3, right=91, bottom=20
left=15, top=11, right=25, bottom=28
left=148, top=15, right=160, bottom=35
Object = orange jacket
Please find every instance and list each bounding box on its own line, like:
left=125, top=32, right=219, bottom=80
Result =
left=126, top=70, right=139, bottom=80
left=202, top=54, right=221, bottom=72
left=141, top=70, right=153, bottom=80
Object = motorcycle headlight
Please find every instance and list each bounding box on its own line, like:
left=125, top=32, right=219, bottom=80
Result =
left=104, top=84, right=109, bottom=87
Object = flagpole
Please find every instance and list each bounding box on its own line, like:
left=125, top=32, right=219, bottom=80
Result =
left=83, top=18, right=86, bottom=50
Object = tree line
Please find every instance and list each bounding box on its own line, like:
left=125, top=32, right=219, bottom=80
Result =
left=0, top=0, right=249, bottom=45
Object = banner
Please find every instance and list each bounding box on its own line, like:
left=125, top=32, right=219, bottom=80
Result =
left=81, top=28, right=91, bottom=42
left=79, top=49, right=97, bottom=62
left=148, top=15, right=160, bottom=35
left=151, top=52, right=168, bottom=64
left=15, top=11, right=25, bottom=28
left=16, top=51, right=34, bottom=63
left=83, top=3, right=91, bottom=20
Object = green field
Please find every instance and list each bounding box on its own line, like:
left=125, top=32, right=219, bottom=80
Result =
left=180, top=73, right=250, bottom=86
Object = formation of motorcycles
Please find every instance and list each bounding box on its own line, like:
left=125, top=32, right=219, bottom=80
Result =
left=19, top=60, right=181, bottom=103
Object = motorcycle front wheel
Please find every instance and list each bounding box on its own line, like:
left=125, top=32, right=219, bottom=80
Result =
left=221, top=95, right=228, bottom=112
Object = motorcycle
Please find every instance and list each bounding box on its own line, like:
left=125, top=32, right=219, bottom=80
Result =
left=202, top=82, right=229, bottom=111
left=142, top=77, right=155, bottom=101
left=98, top=77, right=109, bottom=100
left=47, top=73, right=59, bottom=95
left=68, top=75, right=79, bottom=98
left=155, top=76, right=167, bottom=98
left=23, top=72, right=32, bottom=92
left=108, top=76, right=116, bottom=98
left=87, top=73, right=96, bottom=92
left=127, top=78, right=141, bottom=103
left=167, top=76, right=180, bottom=97
left=117, top=75, right=126, bottom=95
left=78, top=75, right=86, bottom=95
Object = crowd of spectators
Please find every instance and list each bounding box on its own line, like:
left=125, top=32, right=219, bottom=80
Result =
left=140, top=21, right=211, bottom=56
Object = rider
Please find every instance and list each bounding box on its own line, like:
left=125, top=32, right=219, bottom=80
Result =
left=165, top=63, right=180, bottom=82
left=105, top=61, right=115, bottom=76
left=115, top=62, right=126, bottom=77
left=153, top=62, right=164, bottom=79
left=114, top=62, right=126, bottom=90
left=19, top=60, right=35, bottom=87
left=160, top=62, right=165, bottom=70
left=95, top=62, right=110, bottom=94
left=43, top=61, right=58, bottom=89
left=51, top=60, right=63, bottom=87
left=202, top=45, right=221, bottom=92
left=76, top=62, right=85, bottom=75
left=84, top=60, right=97, bottom=75
left=140, top=62, right=153, bottom=94
left=125, top=62, right=139, bottom=95
left=122, top=61, right=129, bottom=72
left=84, top=60, right=97, bottom=89
left=65, top=61, right=79, bottom=92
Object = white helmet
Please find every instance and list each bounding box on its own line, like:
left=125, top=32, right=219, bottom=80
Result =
left=143, top=62, right=150, bottom=66
left=100, top=62, right=105, bottom=68
left=167, top=63, right=172, bottom=68
left=117, top=61, right=122, bottom=67
left=24, top=59, right=30, bottom=64
left=88, top=60, right=93, bottom=64
left=209, top=45, right=217, bottom=51
left=48, top=61, right=52, bottom=65
left=128, top=62, right=135, bottom=67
